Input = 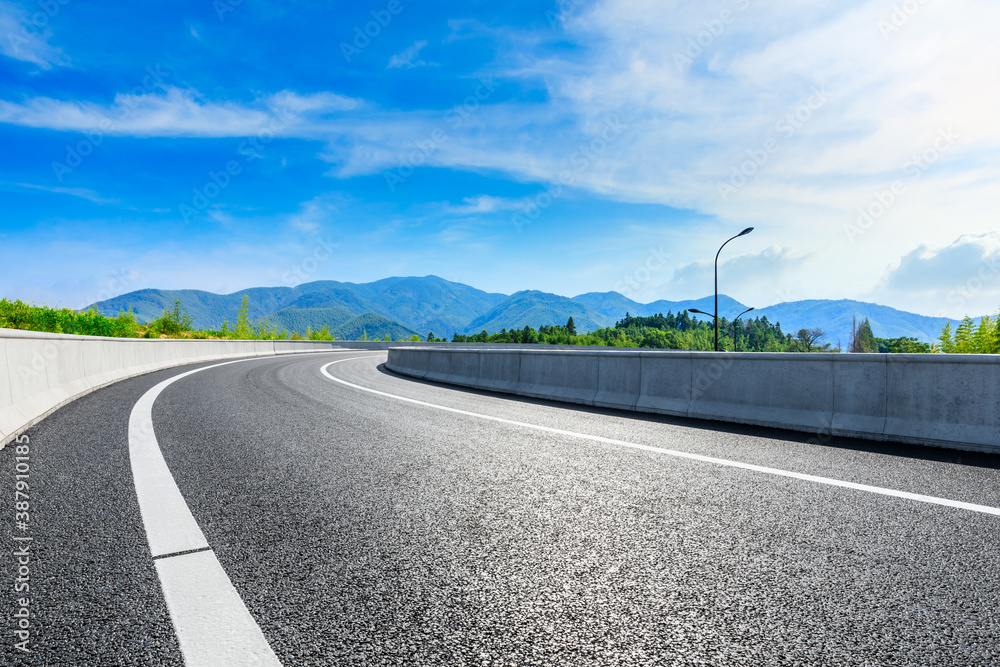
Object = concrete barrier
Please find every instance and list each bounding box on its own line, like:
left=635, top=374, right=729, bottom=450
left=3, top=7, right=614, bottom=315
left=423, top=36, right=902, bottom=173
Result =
left=0, top=329, right=417, bottom=449
left=516, top=351, right=600, bottom=405
left=475, top=350, right=521, bottom=394
left=594, top=352, right=642, bottom=411
left=386, top=347, right=1000, bottom=455
left=0, top=332, right=602, bottom=450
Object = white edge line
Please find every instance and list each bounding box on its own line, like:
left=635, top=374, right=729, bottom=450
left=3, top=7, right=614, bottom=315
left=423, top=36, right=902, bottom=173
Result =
left=322, top=356, right=1000, bottom=518
left=129, top=355, right=302, bottom=667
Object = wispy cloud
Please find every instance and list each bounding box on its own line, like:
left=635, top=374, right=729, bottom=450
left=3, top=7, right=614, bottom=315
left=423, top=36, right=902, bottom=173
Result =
left=284, top=195, right=349, bottom=233
left=3, top=181, right=117, bottom=204
left=443, top=195, right=535, bottom=215
left=0, top=0, right=69, bottom=68
left=388, top=40, right=428, bottom=69
left=876, top=233, right=1000, bottom=317
left=0, top=87, right=361, bottom=137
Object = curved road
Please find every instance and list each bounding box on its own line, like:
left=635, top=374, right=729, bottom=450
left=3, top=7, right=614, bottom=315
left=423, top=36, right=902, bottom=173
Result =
left=5, top=350, right=1000, bottom=665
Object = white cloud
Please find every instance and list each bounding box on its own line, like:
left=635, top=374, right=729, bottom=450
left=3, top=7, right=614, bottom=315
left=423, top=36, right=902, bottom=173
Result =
left=0, top=1, right=69, bottom=68
left=286, top=195, right=345, bottom=233
left=443, top=195, right=534, bottom=215
left=875, top=233, right=1000, bottom=318
left=267, top=90, right=359, bottom=114
left=5, top=181, right=118, bottom=204
left=387, top=40, right=428, bottom=69
left=2, top=0, right=998, bottom=313
left=0, top=87, right=362, bottom=137
left=663, top=246, right=811, bottom=304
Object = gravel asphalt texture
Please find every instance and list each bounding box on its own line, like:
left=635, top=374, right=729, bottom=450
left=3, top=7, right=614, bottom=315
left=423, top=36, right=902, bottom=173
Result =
left=4, top=350, right=1000, bottom=665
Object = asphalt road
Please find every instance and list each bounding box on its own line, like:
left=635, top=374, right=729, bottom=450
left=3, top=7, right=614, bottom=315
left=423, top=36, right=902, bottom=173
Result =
left=4, top=350, right=1000, bottom=666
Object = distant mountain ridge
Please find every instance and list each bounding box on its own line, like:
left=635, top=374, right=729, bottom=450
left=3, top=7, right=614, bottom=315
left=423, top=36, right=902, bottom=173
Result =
left=91, top=275, right=969, bottom=345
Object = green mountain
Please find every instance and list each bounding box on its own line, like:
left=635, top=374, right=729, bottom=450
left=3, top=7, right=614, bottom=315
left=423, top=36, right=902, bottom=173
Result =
left=350, top=275, right=506, bottom=337
left=464, top=290, right=612, bottom=334
left=752, top=300, right=962, bottom=349
left=573, top=292, right=750, bottom=320
left=266, top=306, right=357, bottom=335
left=332, top=313, right=419, bottom=341
left=92, top=283, right=343, bottom=330
left=91, top=275, right=504, bottom=339
left=91, top=276, right=970, bottom=344
left=574, top=292, right=965, bottom=345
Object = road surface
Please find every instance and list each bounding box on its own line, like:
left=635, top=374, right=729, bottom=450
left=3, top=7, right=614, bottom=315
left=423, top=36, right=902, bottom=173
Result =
left=4, top=350, right=1000, bottom=665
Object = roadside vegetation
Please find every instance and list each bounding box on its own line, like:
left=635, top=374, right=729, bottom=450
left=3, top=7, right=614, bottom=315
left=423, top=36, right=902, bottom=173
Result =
left=937, top=314, right=1000, bottom=354
left=453, top=312, right=841, bottom=352
left=0, top=296, right=969, bottom=352
left=0, top=296, right=319, bottom=341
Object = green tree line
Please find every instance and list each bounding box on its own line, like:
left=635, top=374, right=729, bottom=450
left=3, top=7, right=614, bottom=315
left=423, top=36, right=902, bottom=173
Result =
left=453, top=311, right=835, bottom=352
left=0, top=296, right=336, bottom=341
left=938, top=314, right=1000, bottom=354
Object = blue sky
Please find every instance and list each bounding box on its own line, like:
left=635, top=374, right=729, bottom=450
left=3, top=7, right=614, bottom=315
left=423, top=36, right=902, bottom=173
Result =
left=1, top=0, right=998, bottom=318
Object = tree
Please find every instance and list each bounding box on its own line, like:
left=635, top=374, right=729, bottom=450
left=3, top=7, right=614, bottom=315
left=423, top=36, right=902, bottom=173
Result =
left=149, top=299, right=193, bottom=336
left=938, top=322, right=955, bottom=353
left=954, top=316, right=974, bottom=353
left=877, top=337, right=931, bottom=353
left=234, top=294, right=252, bottom=339
left=994, top=311, right=1000, bottom=354
left=640, top=329, right=669, bottom=349
left=795, top=328, right=827, bottom=352
left=566, top=316, right=577, bottom=336
left=974, top=315, right=995, bottom=354
left=850, top=317, right=877, bottom=353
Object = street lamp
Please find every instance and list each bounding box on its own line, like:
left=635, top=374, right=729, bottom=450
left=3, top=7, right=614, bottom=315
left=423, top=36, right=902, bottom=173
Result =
left=711, top=227, right=754, bottom=351
left=733, top=307, right=755, bottom=352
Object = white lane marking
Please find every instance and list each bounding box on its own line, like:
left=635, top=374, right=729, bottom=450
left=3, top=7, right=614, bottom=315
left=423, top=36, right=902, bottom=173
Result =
left=155, top=551, right=278, bottom=667
left=322, top=357, right=1000, bottom=518
left=129, top=357, right=286, bottom=667
left=130, top=368, right=214, bottom=557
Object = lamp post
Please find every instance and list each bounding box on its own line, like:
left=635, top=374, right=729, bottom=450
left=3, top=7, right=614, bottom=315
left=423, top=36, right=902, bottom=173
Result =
left=711, top=227, right=754, bottom=351
left=733, top=307, right=754, bottom=352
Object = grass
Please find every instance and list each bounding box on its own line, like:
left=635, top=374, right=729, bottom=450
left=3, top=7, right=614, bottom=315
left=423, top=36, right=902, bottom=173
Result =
left=0, top=298, right=287, bottom=340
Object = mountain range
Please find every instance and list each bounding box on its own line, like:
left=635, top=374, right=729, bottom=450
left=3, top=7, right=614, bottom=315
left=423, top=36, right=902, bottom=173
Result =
left=90, top=275, right=967, bottom=346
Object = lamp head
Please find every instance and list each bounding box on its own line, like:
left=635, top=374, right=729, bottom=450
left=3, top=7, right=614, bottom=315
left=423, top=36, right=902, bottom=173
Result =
left=739, top=227, right=754, bottom=236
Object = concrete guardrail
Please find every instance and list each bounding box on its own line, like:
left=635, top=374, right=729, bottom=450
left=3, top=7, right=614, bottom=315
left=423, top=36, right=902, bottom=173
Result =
left=0, top=330, right=601, bottom=450
left=0, top=329, right=422, bottom=449
left=386, top=347, right=1000, bottom=454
